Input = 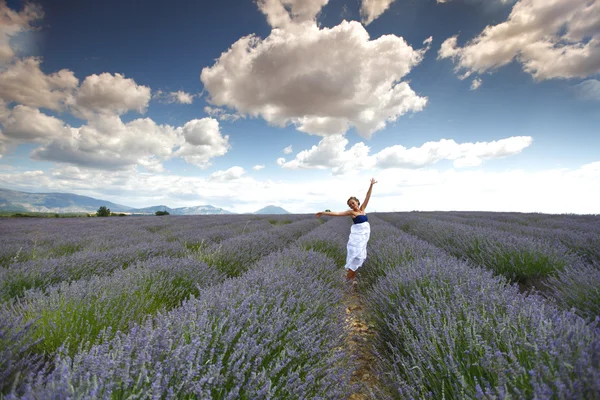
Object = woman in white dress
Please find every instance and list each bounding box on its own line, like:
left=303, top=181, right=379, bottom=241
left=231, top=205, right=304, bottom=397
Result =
left=316, top=178, right=377, bottom=280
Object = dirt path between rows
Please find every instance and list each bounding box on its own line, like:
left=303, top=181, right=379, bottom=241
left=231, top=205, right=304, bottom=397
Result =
left=343, top=280, right=379, bottom=399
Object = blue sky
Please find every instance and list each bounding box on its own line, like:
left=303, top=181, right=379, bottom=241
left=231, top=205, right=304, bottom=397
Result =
left=0, top=0, right=599, bottom=213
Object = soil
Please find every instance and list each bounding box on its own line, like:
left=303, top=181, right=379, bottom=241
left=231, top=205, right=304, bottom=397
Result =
left=342, top=278, right=379, bottom=400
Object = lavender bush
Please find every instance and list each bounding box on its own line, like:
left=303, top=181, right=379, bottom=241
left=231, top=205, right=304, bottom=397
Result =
left=0, top=241, right=185, bottom=302
left=0, top=313, right=43, bottom=394
left=420, top=211, right=600, bottom=264
left=202, top=218, right=321, bottom=276
left=14, top=247, right=352, bottom=399
left=3, top=256, right=225, bottom=358
left=366, top=254, right=600, bottom=399
left=378, top=213, right=580, bottom=282
left=547, top=260, right=600, bottom=321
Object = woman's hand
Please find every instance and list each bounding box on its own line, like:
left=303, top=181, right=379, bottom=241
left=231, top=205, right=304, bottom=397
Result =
left=370, top=178, right=378, bottom=185
left=316, top=212, right=324, bottom=218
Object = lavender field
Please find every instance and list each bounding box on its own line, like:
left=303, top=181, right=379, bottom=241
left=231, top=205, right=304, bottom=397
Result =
left=1, top=212, right=599, bottom=399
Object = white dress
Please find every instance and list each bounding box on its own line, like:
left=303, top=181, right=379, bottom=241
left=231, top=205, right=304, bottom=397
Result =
left=344, top=217, right=370, bottom=271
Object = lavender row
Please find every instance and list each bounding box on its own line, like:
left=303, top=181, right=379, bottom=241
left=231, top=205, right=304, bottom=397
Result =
left=1, top=256, right=225, bottom=369
left=547, top=260, right=600, bottom=321
left=0, top=215, right=268, bottom=267
left=202, top=218, right=321, bottom=277
left=378, top=212, right=581, bottom=282
left=418, top=211, right=600, bottom=264
left=421, top=211, right=600, bottom=235
left=362, top=229, right=600, bottom=399
left=0, top=314, right=43, bottom=394
left=0, top=240, right=184, bottom=302
left=11, top=247, right=352, bottom=399
left=0, top=217, right=288, bottom=302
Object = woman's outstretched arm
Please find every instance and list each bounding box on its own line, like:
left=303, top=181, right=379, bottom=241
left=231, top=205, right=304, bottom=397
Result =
left=360, top=178, right=377, bottom=212
left=316, top=210, right=353, bottom=218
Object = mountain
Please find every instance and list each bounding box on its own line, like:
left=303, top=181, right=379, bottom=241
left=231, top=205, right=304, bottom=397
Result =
left=254, top=205, right=290, bottom=214
left=0, top=188, right=133, bottom=213
left=170, top=205, right=233, bottom=215
left=0, top=188, right=233, bottom=215
left=132, top=205, right=233, bottom=215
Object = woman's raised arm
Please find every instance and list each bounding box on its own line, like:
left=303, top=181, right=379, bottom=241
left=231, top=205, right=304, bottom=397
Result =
left=360, top=178, right=377, bottom=211
left=316, top=210, right=353, bottom=218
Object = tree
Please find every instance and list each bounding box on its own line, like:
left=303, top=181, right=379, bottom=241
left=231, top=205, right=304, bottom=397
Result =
left=96, top=206, right=111, bottom=217
left=155, top=210, right=170, bottom=216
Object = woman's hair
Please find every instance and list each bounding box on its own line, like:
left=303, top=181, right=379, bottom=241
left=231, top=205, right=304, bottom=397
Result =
left=347, top=196, right=360, bottom=206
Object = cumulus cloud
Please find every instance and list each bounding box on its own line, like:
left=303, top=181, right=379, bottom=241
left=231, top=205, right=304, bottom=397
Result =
left=253, top=164, right=265, bottom=171
left=283, top=145, right=293, bottom=154
left=171, top=90, right=194, bottom=104
left=281, top=135, right=533, bottom=173
left=360, top=0, right=397, bottom=25
left=201, top=14, right=430, bottom=138
left=30, top=116, right=177, bottom=170
left=280, top=135, right=372, bottom=174
left=0, top=57, right=78, bottom=111
left=174, top=118, right=230, bottom=168
left=439, top=0, right=600, bottom=81
left=0, top=1, right=43, bottom=65
left=376, top=136, right=533, bottom=168
left=71, top=73, right=152, bottom=119
left=20, top=114, right=228, bottom=171
left=208, top=166, right=246, bottom=182
left=0, top=105, right=70, bottom=141
left=276, top=157, right=286, bottom=166
left=470, top=78, right=482, bottom=90
left=256, top=0, right=329, bottom=28
left=574, top=79, right=600, bottom=101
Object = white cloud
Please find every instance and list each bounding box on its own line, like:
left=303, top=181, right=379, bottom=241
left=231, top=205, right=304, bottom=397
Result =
left=0, top=105, right=70, bottom=141
left=470, top=78, right=482, bottom=90
left=20, top=114, right=228, bottom=171
left=574, top=79, right=600, bottom=101
left=30, top=116, right=177, bottom=170
left=256, top=0, right=329, bottom=28
left=203, top=106, right=243, bottom=122
left=71, top=73, right=152, bottom=118
left=154, top=89, right=195, bottom=104
left=276, top=157, right=286, bottom=166
left=170, top=90, right=194, bottom=104
left=0, top=57, right=78, bottom=111
left=1, top=161, right=598, bottom=214
left=174, top=118, right=230, bottom=168
left=208, top=166, right=246, bottom=182
left=439, top=0, right=600, bottom=81
left=376, top=136, right=533, bottom=168
left=0, top=1, right=43, bottom=65
left=280, top=135, right=372, bottom=174
left=201, top=16, right=429, bottom=138
left=283, top=145, right=293, bottom=154
left=360, top=0, right=397, bottom=26
left=281, top=135, right=533, bottom=173
left=253, top=164, right=265, bottom=171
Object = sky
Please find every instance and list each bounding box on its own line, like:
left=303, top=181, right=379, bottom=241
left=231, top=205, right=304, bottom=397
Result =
left=0, top=0, right=599, bottom=214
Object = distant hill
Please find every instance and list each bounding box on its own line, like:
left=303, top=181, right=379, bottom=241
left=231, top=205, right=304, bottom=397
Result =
left=170, top=205, right=233, bottom=215
left=254, top=205, right=290, bottom=214
left=133, top=205, right=233, bottom=215
left=0, top=188, right=133, bottom=213
left=0, top=188, right=234, bottom=215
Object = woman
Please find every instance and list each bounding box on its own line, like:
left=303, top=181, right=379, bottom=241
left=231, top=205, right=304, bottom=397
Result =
left=316, top=178, right=377, bottom=280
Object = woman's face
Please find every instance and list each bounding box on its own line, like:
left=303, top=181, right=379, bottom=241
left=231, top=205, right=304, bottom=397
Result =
left=348, top=199, right=359, bottom=210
